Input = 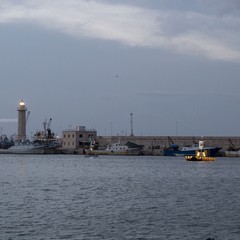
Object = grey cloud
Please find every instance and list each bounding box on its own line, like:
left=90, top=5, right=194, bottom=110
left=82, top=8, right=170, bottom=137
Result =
left=197, top=0, right=240, bottom=16
left=0, top=0, right=240, bottom=62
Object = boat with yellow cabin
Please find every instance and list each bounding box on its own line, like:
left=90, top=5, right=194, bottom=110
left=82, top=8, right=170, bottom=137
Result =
left=185, top=140, right=216, bottom=161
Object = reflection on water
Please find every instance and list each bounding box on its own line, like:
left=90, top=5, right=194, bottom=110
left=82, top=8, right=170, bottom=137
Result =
left=0, top=155, right=239, bottom=240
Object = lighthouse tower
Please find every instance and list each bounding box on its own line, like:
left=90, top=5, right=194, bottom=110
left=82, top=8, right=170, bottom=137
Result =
left=17, top=100, right=27, bottom=142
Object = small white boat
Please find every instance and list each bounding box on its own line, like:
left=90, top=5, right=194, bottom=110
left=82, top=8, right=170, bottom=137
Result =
left=84, top=154, right=98, bottom=158
left=224, top=139, right=240, bottom=157
left=225, top=150, right=240, bottom=157
left=87, top=141, right=141, bottom=155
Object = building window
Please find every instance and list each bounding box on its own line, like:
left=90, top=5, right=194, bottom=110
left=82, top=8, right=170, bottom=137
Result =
left=79, top=134, right=83, bottom=138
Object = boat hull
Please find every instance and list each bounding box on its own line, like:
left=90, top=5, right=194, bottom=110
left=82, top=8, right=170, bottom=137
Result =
left=164, top=147, right=221, bottom=157
left=0, top=141, right=61, bottom=154
left=87, top=149, right=141, bottom=155
left=225, top=150, right=240, bottom=157
left=185, top=155, right=216, bottom=161
left=0, top=145, right=45, bottom=154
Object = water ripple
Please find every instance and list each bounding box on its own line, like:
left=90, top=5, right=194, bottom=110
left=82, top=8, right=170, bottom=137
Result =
left=0, top=155, right=239, bottom=239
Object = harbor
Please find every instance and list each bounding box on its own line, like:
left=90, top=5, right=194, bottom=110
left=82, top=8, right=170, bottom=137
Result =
left=2, top=2, right=240, bottom=239
left=0, top=100, right=61, bottom=154
left=1, top=100, right=240, bottom=156
left=86, top=135, right=240, bottom=157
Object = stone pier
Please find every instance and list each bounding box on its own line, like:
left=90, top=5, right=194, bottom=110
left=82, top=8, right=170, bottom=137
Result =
left=96, top=135, right=240, bottom=155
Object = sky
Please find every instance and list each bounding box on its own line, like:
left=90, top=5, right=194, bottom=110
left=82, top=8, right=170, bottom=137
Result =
left=1, top=0, right=240, bottom=137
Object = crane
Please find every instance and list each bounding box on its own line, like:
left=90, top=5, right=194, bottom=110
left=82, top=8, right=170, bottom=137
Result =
left=47, top=118, right=52, bottom=130
left=43, top=118, right=52, bottom=138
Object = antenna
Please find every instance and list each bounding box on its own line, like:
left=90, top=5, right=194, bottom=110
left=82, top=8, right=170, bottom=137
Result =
left=130, top=113, right=134, bottom=136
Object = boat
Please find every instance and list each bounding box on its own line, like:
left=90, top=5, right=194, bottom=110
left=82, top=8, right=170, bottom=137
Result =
left=87, top=141, right=142, bottom=155
left=0, top=141, right=46, bottom=154
left=82, top=148, right=98, bottom=157
left=0, top=119, right=61, bottom=154
left=185, top=141, right=216, bottom=161
left=224, top=150, right=240, bottom=157
left=163, top=137, right=221, bottom=157
left=0, top=137, right=61, bottom=154
left=84, top=154, right=99, bottom=158
left=185, top=150, right=216, bottom=161
left=0, top=135, right=14, bottom=149
left=224, top=139, right=240, bottom=157
left=32, top=127, right=62, bottom=154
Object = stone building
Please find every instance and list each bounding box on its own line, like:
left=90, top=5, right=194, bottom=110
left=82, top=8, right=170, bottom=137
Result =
left=62, top=126, right=97, bottom=151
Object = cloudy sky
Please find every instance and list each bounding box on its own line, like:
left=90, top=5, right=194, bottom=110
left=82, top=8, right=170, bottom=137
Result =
left=1, top=0, right=240, bottom=137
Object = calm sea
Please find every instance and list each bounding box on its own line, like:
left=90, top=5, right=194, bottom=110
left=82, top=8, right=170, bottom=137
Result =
left=0, top=155, right=239, bottom=240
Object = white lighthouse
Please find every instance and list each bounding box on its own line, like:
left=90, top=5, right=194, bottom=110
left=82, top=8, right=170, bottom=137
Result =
left=17, top=100, right=27, bottom=142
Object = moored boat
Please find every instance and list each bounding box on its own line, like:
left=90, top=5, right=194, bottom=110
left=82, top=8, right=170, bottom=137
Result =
left=224, top=150, right=240, bottom=157
left=163, top=138, right=221, bottom=157
left=0, top=141, right=46, bottom=154
left=0, top=119, right=61, bottom=154
left=87, top=141, right=142, bottom=155
left=0, top=135, right=14, bottom=149
left=224, top=139, right=240, bottom=157
left=0, top=137, right=61, bottom=154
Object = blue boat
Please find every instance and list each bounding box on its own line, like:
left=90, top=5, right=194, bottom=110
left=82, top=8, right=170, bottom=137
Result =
left=163, top=138, right=221, bottom=157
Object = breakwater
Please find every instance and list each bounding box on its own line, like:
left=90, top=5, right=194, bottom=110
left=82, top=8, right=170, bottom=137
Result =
left=96, top=135, right=240, bottom=154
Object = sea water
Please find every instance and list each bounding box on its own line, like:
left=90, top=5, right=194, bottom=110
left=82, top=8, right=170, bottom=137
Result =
left=0, top=155, right=239, bottom=240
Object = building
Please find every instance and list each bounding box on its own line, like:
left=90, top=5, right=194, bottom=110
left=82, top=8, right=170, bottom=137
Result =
left=62, top=126, right=97, bottom=151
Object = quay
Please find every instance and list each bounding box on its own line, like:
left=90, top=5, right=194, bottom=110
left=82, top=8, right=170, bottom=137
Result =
left=96, top=136, right=240, bottom=156
left=61, top=127, right=240, bottom=155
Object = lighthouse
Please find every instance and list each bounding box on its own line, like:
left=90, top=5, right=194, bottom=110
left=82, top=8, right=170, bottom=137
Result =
left=17, top=100, right=27, bottom=142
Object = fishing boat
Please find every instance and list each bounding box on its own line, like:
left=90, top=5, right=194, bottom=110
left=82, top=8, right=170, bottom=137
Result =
left=0, top=119, right=61, bottom=154
left=0, top=137, right=61, bottom=154
left=185, top=141, right=216, bottom=161
left=163, top=137, right=221, bottom=157
left=86, top=141, right=142, bottom=155
left=0, top=141, right=46, bottom=154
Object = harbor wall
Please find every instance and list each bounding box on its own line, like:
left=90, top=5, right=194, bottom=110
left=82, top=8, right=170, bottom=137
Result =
left=96, top=135, right=240, bottom=154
